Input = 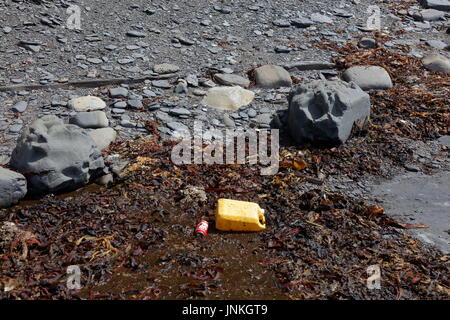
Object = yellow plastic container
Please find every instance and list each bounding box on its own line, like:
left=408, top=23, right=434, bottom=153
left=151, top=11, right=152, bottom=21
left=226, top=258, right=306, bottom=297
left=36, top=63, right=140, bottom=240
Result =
left=215, top=199, right=266, bottom=232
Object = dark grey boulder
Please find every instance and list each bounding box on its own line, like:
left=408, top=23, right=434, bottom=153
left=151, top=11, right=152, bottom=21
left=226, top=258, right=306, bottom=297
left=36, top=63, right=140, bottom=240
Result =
left=288, top=80, right=371, bottom=145
left=9, top=116, right=105, bottom=195
left=419, top=0, right=450, bottom=11
left=0, top=167, right=27, bottom=208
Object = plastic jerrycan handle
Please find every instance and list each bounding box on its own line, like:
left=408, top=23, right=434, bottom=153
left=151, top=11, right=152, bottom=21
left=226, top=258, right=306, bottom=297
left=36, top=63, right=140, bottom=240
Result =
left=257, top=209, right=266, bottom=230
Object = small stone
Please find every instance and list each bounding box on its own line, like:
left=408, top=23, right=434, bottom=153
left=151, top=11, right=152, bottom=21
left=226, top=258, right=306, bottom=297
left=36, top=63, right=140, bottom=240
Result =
left=126, top=31, right=146, bottom=38
left=222, top=114, right=236, bottom=127
left=310, top=13, right=333, bottom=24
left=254, top=65, right=292, bottom=88
left=68, top=96, right=107, bottom=112
left=404, top=164, right=420, bottom=172
left=87, top=58, right=102, bottom=64
left=69, top=111, right=109, bottom=129
left=273, top=19, right=291, bottom=27
left=152, top=80, right=172, bottom=89
left=167, top=122, right=189, bottom=132
left=275, top=45, right=292, bottom=53
left=169, top=108, right=191, bottom=116
left=9, top=124, right=23, bottom=134
left=127, top=99, right=143, bottom=110
left=254, top=113, right=272, bottom=125
left=214, top=73, right=250, bottom=88
left=413, top=9, right=446, bottom=21
left=425, top=40, right=448, bottom=50
left=343, top=66, right=393, bottom=90
left=193, top=89, right=207, bottom=96
left=109, top=87, right=129, bottom=98
left=153, top=63, right=180, bottom=74
left=359, top=38, right=377, bottom=49
left=422, top=54, right=450, bottom=73
left=11, top=101, right=28, bottom=113
left=290, top=17, right=314, bottom=28
left=120, top=120, right=137, bottom=128
left=186, top=74, right=199, bottom=87
left=0, top=167, right=27, bottom=208
left=114, top=101, right=127, bottom=109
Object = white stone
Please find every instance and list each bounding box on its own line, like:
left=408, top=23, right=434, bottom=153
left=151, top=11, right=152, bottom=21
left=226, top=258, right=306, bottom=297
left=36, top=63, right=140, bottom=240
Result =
left=68, top=96, right=107, bottom=112
left=202, top=86, right=255, bottom=111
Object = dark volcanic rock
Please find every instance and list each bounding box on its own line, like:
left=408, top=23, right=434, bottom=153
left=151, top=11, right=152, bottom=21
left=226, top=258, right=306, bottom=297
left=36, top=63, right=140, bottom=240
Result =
left=288, top=80, right=371, bottom=145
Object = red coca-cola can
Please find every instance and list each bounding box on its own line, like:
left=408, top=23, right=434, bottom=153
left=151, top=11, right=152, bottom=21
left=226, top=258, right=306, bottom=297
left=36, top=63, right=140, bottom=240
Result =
left=195, top=220, right=209, bottom=238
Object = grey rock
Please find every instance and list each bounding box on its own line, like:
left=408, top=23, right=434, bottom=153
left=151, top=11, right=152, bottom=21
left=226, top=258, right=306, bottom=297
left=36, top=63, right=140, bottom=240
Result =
left=425, top=40, right=448, bottom=50
left=120, top=120, right=137, bottom=128
left=404, top=164, right=420, bottom=172
left=167, top=121, right=189, bottom=132
left=143, top=89, right=157, bottom=98
left=9, top=124, right=23, bottom=133
left=222, top=114, right=236, bottom=127
left=254, top=65, right=292, bottom=88
left=87, top=58, right=102, bottom=64
left=10, top=116, right=105, bottom=194
left=112, top=108, right=126, bottom=114
left=214, top=73, right=250, bottom=88
left=11, top=101, right=28, bottom=113
left=152, top=80, right=172, bottom=89
left=422, top=54, right=450, bottom=73
left=69, top=111, right=109, bottom=129
left=109, top=87, right=129, bottom=98
left=169, top=108, right=191, bottom=116
left=186, top=74, right=199, bottom=87
left=155, top=111, right=173, bottom=122
left=359, top=38, right=377, bottom=49
left=114, top=101, right=127, bottom=109
left=273, top=19, right=291, bottom=27
left=288, top=80, right=371, bottom=145
left=290, top=17, right=314, bottom=28
left=310, top=13, right=333, bottom=24
left=126, top=31, right=146, bottom=38
left=153, top=63, right=180, bottom=74
left=88, top=128, right=117, bottom=151
left=343, top=66, right=393, bottom=90
left=413, top=9, right=446, bottom=21
left=0, top=167, right=27, bottom=208
left=254, top=113, right=272, bottom=125
left=419, top=0, right=450, bottom=11
left=275, top=46, right=292, bottom=53
left=128, top=99, right=143, bottom=110
left=247, top=109, right=257, bottom=118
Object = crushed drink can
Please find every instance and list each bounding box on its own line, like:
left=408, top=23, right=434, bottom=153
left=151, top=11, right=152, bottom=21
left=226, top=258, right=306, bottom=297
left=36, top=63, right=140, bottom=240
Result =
left=195, top=220, right=209, bottom=238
